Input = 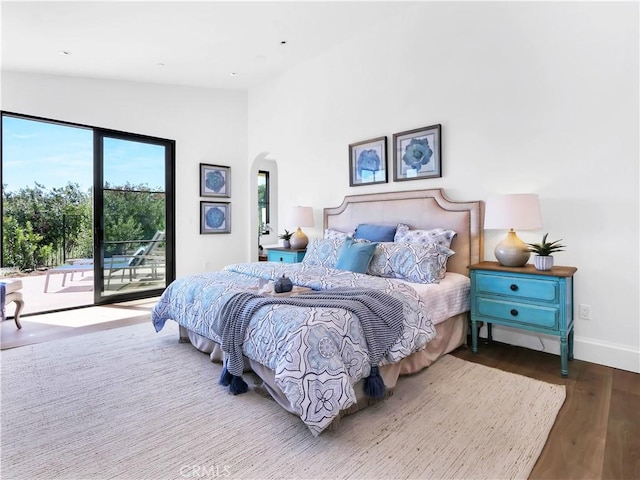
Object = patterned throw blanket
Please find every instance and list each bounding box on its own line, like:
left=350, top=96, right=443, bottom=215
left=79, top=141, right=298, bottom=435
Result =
left=216, top=287, right=405, bottom=398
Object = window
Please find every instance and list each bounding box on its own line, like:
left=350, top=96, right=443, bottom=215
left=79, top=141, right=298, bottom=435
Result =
left=258, top=170, right=270, bottom=235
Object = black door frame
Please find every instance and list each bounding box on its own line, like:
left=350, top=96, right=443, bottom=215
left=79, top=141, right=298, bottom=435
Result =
left=93, top=128, right=175, bottom=305
left=0, top=110, right=175, bottom=308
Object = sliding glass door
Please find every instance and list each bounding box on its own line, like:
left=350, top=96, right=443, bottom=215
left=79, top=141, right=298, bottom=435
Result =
left=94, top=130, right=174, bottom=304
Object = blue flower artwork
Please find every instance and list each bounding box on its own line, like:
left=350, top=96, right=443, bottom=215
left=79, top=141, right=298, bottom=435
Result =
left=402, top=137, right=433, bottom=171
left=349, top=137, right=387, bottom=187
left=201, top=201, right=231, bottom=233
left=205, top=206, right=226, bottom=229
left=393, top=125, right=441, bottom=181
left=205, top=170, right=226, bottom=193
left=357, top=149, right=381, bottom=177
left=200, top=164, right=231, bottom=197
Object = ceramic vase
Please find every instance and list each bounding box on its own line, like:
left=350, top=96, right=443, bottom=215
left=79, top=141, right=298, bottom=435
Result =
left=534, top=255, right=554, bottom=271
left=282, top=240, right=290, bottom=249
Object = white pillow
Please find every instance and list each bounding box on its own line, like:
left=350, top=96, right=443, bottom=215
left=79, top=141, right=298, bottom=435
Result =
left=367, top=242, right=455, bottom=284
left=394, top=223, right=456, bottom=248
left=302, top=238, right=346, bottom=268
left=324, top=228, right=354, bottom=241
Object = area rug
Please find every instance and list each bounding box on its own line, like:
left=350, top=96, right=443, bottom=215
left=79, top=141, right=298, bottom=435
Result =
left=1, top=321, right=565, bottom=480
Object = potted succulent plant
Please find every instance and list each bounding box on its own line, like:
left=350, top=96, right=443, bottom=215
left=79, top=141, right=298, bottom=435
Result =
left=278, top=229, right=293, bottom=249
left=526, top=233, right=566, bottom=271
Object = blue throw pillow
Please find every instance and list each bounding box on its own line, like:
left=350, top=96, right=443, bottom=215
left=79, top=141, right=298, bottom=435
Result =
left=335, top=237, right=378, bottom=273
left=353, top=223, right=397, bottom=242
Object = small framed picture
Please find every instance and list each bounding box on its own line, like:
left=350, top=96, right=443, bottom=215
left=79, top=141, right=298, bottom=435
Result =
left=349, top=136, right=387, bottom=187
left=393, top=124, right=441, bottom=181
left=349, top=137, right=387, bottom=187
left=200, top=201, right=231, bottom=234
left=200, top=163, right=231, bottom=197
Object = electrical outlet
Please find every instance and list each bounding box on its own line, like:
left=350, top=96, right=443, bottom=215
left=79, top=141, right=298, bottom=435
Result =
left=579, top=304, right=591, bottom=320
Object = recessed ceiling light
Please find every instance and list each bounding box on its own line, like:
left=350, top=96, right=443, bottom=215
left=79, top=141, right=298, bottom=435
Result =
left=59, top=50, right=71, bottom=55
left=229, top=72, right=237, bottom=76
left=157, top=63, right=165, bottom=67
left=280, top=40, right=287, bottom=45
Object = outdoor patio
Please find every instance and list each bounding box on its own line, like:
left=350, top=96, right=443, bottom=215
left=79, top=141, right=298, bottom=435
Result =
left=2, top=264, right=165, bottom=318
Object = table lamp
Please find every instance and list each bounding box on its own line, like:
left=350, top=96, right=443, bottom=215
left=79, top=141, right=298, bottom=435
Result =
left=484, top=193, right=543, bottom=267
left=287, top=206, right=314, bottom=249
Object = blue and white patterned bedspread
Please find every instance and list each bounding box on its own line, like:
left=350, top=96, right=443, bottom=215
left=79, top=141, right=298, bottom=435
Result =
left=151, top=262, right=436, bottom=435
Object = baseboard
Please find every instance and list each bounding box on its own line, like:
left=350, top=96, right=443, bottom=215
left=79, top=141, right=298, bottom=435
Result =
left=479, top=325, right=640, bottom=374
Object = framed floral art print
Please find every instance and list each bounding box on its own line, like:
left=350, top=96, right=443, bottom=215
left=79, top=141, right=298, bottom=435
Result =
left=200, top=201, right=231, bottom=234
left=349, top=136, right=388, bottom=187
left=200, top=163, right=231, bottom=197
left=392, top=124, right=441, bottom=181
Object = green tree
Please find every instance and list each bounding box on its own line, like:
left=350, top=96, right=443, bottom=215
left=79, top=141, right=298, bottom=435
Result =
left=2, top=181, right=165, bottom=269
left=103, top=182, right=165, bottom=256
left=2, top=217, right=48, bottom=271
left=2, top=182, right=92, bottom=265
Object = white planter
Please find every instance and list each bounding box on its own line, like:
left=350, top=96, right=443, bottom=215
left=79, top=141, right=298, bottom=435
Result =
left=534, top=255, right=554, bottom=271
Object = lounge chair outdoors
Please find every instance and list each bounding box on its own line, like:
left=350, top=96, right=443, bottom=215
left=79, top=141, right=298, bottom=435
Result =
left=105, top=230, right=165, bottom=288
left=43, top=259, right=93, bottom=293
left=43, top=231, right=166, bottom=292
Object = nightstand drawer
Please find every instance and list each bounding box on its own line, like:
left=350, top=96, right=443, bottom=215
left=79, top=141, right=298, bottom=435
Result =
left=475, top=273, right=558, bottom=303
left=266, top=249, right=306, bottom=263
left=476, top=297, right=559, bottom=329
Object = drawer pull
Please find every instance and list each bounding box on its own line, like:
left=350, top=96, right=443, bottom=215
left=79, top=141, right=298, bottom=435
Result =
left=510, top=309, right=519, bottom=316
left=279, top=257, right=284, bottom=262
left=510, top=284, right=519, bottom=291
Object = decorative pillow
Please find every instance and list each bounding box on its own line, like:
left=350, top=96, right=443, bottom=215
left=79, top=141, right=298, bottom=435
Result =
left=394, top=223, right=457, bottom=248
left=335, top=237, right=378, bottom=274
left=367, top=242, right=455, bottom=284
left=353, top=223, right=397, bottom=242
left=302, top=238, right=345, bottom=268
left=324, top=228, right=354, bottom=241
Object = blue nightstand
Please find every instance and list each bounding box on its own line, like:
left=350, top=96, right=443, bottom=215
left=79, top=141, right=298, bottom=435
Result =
left=266, top=247, right=306, bottom=264
left=469, top=261, right=577, bottom=377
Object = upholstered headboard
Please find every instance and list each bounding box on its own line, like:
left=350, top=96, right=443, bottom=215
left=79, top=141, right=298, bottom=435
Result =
left=324, top=189, right=483, bottom=276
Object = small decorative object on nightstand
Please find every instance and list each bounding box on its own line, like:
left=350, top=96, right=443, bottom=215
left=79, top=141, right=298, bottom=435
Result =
left=287, top=206, right=314, bottom=250
left=469, top=261, right=577, bottom=377
left=484, top=194, right=543, bottom=267
left=266, top=247, right=306, bottom=264
left=526, top=233, right=566, bottom=271
left=278, top=229, right=293, bottom=249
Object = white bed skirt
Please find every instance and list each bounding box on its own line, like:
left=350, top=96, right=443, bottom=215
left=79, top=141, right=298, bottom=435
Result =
left=179, top=313, right=468, bottom=417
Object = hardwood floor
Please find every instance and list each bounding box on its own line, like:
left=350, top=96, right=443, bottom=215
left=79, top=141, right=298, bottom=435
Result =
left=452, top=339, right=640, bottom=480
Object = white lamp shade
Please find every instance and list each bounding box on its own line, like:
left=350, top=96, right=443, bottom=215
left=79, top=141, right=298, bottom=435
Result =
left=484, top=194, right=543, bottom=230
left=287, top=206, right=314, bottom=228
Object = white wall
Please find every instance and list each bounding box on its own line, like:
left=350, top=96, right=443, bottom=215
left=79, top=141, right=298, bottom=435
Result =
left=1, top=72, right=248, bottom=277
left=248, top=2, right=640, bottom=372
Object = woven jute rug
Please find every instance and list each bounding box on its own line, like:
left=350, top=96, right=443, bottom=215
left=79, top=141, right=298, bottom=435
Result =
left=1, top=321, right=565, bottom=480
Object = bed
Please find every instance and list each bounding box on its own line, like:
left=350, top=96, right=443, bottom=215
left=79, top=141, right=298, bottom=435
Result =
left=152, top=188, right=483, bottom=435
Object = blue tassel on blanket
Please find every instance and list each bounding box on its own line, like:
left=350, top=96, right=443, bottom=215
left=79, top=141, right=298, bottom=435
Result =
left=229, top=375, right=248, bottom=395
left=364, top=365, right=386, bottom=399
left=219, top=362, right=233, bottom=387
left=219, top=360, right=248, bottom=395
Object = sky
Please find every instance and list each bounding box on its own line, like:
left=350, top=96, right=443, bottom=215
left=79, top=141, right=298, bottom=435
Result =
left=2, top=116, right=166, bottom=193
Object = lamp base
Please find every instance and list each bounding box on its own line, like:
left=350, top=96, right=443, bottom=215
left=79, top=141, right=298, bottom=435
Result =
left=494, top=230, right=530, bottom=267
left=289, top=227, right=309, bottom=250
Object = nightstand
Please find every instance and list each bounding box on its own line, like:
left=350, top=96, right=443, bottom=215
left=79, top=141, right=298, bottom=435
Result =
left=469, top=261, right=577, bottom=377
left=266, top=247, right=306, bottom=264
